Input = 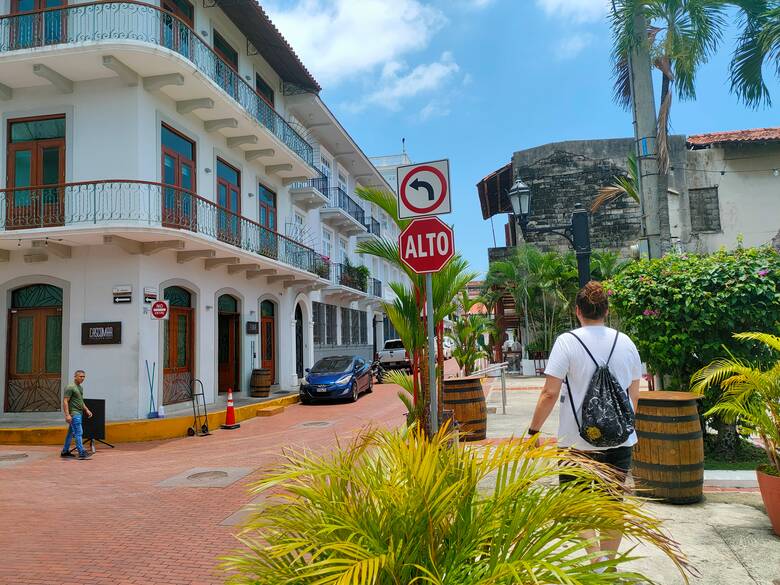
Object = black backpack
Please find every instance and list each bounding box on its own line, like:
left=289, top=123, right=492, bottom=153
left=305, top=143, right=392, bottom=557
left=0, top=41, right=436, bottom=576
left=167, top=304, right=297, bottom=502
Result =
left=564, top=331, right=635, bottom=448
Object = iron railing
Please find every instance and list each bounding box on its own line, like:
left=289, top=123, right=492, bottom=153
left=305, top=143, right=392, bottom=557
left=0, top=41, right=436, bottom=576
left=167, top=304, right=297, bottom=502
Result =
left=0, top=1, right=314, bottom=166
left=290, top=171, right=329, bottom=195
left=0, top=180, right=329, bottom=274
left=365, top=217, right=381, bottom=237
left=372, top=278, right=382, bottom=298
left=331, top=262, right=367, bottom=293
left=325, top=187, right=365, bottom=225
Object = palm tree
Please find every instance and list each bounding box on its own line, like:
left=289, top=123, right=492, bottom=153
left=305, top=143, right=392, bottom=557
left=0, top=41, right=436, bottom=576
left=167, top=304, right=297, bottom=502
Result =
left=729, top=0, right=780, bottom=108
left=592, top=153, right=641, bottom=213
left=591, top=250, right=632, bottom=281
left=611, top=0, right=729, bottom=173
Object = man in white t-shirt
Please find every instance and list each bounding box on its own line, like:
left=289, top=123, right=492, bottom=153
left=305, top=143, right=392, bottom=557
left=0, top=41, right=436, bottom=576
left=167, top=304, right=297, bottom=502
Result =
left=527, top=281, right=642, bottom=568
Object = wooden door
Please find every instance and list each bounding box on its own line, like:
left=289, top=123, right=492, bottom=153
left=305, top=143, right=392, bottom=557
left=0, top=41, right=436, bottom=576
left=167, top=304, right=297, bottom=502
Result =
left=6, top=119, right=65, bottom=229
left=216, top=159, right=240, bottom=246
left=6, top=307, right=62, bottom=412
left=163, top=306, right=194, bottom=404
left=218, top=313, right=239, bottom=393
left=10, top=0, right=66, bottom=50
left=161, top=0, right=193, bottom=58
left=161, top=125, right=196, bottom=231
left=261, top=316, right=275, bottom=384
left=295, top=304, right=304, bottom=379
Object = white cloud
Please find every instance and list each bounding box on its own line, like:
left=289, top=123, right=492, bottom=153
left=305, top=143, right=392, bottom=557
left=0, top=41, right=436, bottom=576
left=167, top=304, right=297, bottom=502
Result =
left=467, top=0, right=495, bottom=7
left=555, top=32, right=594, bottom=59
left=535, top=0, right=609, bottom=23
left=352, top=52, right=460, bottom=111
left=263, top=0, right=446, bottom=86
left=419, top=99, right=451, bottom=120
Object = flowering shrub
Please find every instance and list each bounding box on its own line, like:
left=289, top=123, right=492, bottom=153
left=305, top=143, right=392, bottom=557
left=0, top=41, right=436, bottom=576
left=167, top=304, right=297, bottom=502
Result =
left=607, top=246, right=780, bottom=390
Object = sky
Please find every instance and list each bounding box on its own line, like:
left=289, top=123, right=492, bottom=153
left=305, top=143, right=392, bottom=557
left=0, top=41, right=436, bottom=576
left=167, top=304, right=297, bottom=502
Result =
left=263, top=0, right=780, bottom=276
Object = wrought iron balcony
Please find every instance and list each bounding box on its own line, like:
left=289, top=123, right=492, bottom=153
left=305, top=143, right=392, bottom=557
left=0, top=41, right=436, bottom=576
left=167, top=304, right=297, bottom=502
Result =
left=0, top=180, right=329, bottom=275
left=325, top=187, right=366, bottom=225
left=366, top=217, right=381, bottom=237
left=330, top=262, right=368, bottom=293
left=0, top=1, right=314, bottom=167
left=372, top=278, right=382, bottom=298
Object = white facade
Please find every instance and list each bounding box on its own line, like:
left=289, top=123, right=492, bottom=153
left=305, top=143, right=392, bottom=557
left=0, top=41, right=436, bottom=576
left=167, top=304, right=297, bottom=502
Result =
left=0, top=0, right=397, bottom=419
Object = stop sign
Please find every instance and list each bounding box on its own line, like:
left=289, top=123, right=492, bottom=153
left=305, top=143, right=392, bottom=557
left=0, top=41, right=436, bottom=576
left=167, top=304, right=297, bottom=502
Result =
left=399, top=217, right=454, bottom=274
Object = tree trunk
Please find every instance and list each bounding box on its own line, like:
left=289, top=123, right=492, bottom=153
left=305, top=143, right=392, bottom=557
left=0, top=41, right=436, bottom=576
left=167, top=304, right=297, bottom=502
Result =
left=714, top=419, right=739, bottom=458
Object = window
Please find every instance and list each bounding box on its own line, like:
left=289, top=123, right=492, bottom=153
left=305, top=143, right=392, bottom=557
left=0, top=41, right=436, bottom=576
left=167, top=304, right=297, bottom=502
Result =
left=689, top=187, right=722, bottom=233
left=213, top=30, right=238, bottom=68
left=255, top=74, right=274, bottom=106
left=338, top=172, right=347, bottom=192
left=341, top=307, right=350, bottom=346
left=359, top=312, right=368, bottom=345
left=258, top=184, right=276, bottom=230
left=313, top=302, right=324, bottom=345
left=161, top=124, right=196, bottom=230
left=294, top=212, right=304, bottom=226
left=162, top=0, right=193, bottom=25
left=326, top=304, right=337, bottom=345
left=216, top=158, right=240, bottom=244
left=322, top=228, right=333, bottom=259
left=338, top=238, right=348, bottom=264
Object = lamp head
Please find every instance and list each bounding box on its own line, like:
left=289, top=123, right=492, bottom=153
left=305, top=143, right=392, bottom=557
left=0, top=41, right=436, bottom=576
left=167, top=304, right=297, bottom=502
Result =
left=508, top=176, right=531, bottom=217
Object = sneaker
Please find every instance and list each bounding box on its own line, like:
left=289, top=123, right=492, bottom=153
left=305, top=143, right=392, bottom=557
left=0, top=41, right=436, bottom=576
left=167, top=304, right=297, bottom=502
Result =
left=78, top=452, right=92, bottom=460
left=60, top=451, right=75, bottom=458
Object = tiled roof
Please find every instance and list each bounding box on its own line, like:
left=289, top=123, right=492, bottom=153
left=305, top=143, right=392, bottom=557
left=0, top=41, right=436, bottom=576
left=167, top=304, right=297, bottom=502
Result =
left=687, top=127, right=780, bottom=147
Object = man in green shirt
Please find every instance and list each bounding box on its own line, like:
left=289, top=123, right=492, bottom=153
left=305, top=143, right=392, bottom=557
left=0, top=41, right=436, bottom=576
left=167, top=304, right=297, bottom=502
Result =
left=61, top=370, right=93, bottom=460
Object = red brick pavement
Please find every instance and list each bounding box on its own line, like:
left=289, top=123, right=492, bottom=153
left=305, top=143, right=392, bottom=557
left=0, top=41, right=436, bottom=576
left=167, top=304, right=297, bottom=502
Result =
left=0, top=386, right=407, bottom=585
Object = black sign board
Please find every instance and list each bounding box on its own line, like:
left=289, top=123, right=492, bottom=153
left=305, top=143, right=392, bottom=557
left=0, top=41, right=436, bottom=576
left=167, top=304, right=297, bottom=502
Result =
left=81, top=322, right=122, bottom=345
left=246, top=321, right=259, bottom=335
left=82, top=398, right=106, bottom=441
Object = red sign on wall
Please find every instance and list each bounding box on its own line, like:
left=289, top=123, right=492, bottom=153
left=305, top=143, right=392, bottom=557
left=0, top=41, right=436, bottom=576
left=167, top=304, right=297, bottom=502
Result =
left=399, top=217, right=455, bottom=274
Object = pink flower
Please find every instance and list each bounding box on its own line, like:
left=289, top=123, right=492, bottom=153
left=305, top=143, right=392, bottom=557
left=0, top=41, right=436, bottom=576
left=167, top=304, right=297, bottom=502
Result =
left=758, top=269, right=769, bottom=277
left=607, top=289, right=615, bottom=296
left=643, top=309, right=653, bottom=316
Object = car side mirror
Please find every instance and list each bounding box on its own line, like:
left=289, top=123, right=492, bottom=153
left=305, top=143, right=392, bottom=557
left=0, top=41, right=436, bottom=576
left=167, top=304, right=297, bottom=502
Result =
left=305, top=368, right=310, bottom=373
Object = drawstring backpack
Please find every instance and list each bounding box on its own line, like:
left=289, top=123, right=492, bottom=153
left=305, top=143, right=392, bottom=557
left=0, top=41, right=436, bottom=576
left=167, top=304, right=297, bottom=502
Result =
left=564, top=330, right=635, bottom=448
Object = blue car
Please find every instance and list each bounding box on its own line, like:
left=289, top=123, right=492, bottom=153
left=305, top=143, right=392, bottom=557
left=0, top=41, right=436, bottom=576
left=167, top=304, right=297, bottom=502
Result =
left=300, top=356, right=373, bottom=404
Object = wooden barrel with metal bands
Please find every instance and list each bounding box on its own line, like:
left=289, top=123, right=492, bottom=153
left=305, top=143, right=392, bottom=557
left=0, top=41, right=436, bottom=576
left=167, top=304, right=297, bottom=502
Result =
left=442, top=376, right=486, bottom=441
left=632, top=391, right=704, bottom=504
left=250, top=368, right=271, bottom=398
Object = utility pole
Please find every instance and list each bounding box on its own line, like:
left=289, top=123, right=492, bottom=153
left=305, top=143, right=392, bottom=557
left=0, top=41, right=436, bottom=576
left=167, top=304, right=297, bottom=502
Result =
left=628, top=6, right=670, bottom=258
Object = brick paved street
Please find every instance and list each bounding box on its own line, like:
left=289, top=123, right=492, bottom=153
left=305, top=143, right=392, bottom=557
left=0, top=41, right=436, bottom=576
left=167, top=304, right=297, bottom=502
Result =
left=0, top=385, right=407, bottom=585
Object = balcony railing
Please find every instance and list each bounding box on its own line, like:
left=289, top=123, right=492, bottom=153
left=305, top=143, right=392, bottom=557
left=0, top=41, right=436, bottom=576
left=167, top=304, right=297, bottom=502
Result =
left=365, top=217, right=381, bottom=237
left=0, top=1, right=313, bottom=166
left=325, top=187, right=365, bottom=225
left=290, top=171, right=329, bottom=194
left=331, top=262, right=367, bottom=293
left=0, top=180, right=329, bottom=275
left=372, top=278, right=382, bottom=298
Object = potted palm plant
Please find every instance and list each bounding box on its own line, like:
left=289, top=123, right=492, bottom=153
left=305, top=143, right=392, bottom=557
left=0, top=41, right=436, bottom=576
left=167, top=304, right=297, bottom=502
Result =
left=691, top=332, right=780, bottom=535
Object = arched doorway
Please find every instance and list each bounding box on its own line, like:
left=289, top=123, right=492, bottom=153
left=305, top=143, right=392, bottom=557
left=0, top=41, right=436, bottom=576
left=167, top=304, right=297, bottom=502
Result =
left=295, top=304, right=304, bottom=379
left=5, top=284, right=63, bottom=412
left=217, top=294, right=240, bottom=394
left=163, top=286, right=194, bottom=405
left=260, top=300, right=276, bottom=384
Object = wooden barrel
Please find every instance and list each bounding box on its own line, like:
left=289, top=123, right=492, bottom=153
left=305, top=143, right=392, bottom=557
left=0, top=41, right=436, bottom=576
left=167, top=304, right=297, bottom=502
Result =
left=632, top=391, right=704, bottom=504
left=250, top=368, right=271, bottom=398
left=442, top=377, right=486, bottom=441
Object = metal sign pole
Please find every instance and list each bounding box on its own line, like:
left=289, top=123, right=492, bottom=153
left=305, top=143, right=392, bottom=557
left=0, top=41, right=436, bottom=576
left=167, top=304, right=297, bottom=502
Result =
left=426, top=273, right=438, bottom=434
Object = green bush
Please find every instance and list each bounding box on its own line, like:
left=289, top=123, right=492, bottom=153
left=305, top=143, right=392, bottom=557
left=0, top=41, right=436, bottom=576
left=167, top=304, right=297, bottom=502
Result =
left=607, top=246, right=780, bottom=390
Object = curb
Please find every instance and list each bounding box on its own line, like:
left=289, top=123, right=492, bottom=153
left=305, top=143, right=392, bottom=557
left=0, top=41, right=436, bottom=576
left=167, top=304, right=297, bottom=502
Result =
left=0, top=394, right=300, bottom=446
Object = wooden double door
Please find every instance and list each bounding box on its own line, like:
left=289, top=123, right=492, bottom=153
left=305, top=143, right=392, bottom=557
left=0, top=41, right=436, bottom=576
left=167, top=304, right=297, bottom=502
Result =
left=218, top=312, right=239, bottom=393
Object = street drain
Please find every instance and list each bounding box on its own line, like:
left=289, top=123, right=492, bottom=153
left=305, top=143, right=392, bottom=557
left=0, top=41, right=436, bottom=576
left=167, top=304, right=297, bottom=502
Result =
left=187, top=470, right=229, bottom=481
left=300, top=421, right=332, bottom=428
left=0, top=453, right=28, bottom=462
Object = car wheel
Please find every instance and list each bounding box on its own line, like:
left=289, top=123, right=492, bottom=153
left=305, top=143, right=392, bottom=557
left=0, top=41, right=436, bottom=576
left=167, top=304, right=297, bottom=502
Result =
left=350, top=381, right=359, bottom=402
left=300, top=395, right=310, bottom=405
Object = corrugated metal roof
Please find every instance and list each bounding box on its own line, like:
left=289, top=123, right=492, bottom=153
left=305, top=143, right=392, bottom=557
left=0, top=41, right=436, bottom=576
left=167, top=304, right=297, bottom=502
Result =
left=687, top=127, right=780, bottom=147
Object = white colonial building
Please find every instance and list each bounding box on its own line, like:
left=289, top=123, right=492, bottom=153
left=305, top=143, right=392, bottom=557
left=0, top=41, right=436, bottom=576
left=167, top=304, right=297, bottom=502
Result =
left=0, top=0, right=398, bottom=419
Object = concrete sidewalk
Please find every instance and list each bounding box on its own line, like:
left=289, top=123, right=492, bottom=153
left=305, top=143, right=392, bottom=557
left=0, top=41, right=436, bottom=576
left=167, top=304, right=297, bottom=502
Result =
left=483, top=376, right=779, bottom=585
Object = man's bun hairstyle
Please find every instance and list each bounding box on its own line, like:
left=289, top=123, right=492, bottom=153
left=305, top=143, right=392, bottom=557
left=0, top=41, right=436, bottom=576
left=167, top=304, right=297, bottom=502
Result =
left=576, top=281, right=609, bottom=320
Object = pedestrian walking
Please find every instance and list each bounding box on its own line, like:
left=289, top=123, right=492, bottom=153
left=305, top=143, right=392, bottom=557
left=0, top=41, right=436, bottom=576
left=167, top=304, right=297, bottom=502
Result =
left=526, top=281, right=641, bottom=570
left=61, top=370, right=93, bottom=460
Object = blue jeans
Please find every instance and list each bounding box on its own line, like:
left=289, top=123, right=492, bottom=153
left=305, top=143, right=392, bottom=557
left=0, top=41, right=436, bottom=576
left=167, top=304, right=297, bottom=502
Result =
left=62, top=413, right=87, bottom=456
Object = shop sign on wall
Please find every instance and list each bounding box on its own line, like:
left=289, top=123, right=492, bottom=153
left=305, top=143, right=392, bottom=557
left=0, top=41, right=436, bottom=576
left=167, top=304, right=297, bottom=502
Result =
left=81, top=322, right=122, bottom=345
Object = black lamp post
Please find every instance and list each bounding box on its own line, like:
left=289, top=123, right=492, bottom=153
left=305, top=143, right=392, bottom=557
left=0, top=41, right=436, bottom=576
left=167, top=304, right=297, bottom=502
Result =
left=508, top=176, right=592, bottom=288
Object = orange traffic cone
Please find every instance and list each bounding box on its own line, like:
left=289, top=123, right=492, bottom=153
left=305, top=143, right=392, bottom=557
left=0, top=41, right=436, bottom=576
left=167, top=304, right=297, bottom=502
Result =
left=221, top=387, right=240, bottom=430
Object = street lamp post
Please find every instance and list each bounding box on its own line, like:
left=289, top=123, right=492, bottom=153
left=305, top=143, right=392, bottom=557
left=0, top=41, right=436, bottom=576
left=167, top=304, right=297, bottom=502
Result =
left=507, top=176, right=592, bottom=287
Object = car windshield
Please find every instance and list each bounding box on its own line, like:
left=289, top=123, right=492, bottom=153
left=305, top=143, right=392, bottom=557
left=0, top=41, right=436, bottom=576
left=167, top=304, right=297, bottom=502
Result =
left=311, top=357, right=353, bottom=373
left=384, top=340, right=404, bottom=350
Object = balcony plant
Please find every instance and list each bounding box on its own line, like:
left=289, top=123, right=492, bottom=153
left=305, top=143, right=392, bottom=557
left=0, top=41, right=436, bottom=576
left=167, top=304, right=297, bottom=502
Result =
left=314, top=256, right=330, bottom=279
left=691, top=332, right=780, bottom=535
left=223, top=425, right=691, bottom=584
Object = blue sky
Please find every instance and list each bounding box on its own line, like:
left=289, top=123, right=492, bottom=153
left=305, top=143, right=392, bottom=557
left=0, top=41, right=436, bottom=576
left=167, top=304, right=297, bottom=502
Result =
left=264, top=0, right=780, bottom=275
